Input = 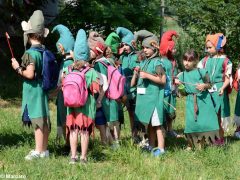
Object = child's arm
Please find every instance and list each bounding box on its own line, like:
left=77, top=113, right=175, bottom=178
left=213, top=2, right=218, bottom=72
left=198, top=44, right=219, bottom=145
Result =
left=131, top=67, right=139, bottom=87
left=219, top=76, right=230, bottom=95
left=139, top=71, right=166, bottom=85
left=196, top=83, right=211, bottom=91
left=11, top=58, right=35, bottom=79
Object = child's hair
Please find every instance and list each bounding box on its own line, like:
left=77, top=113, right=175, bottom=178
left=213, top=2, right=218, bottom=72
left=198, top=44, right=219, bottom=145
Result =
left=27, top=33, right=44, bottom=43
left=183, top=49, right=199, bottom=67
left=72, top=60, right=86, bottom=70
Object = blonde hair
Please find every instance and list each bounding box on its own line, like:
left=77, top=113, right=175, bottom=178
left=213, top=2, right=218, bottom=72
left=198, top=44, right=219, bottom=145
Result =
left=72, top=60, right=86, bottom=70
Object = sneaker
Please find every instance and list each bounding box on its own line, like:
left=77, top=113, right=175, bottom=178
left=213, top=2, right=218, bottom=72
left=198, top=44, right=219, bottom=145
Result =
left=167, top=130, right=181, bottom=138
left=234, top=131, right=240, bottom=139
left=151, top=148, right=165, bottom=157
left=111, top=141, right=120, bottom=150
left=141, top=145, right=153, bottom=153
left=40, top=150, right=49, bottom=158
left=80, top=158, right=87, bottom=164
left=25, top=150, right=41, bottom=160
left=69, top=157, right=78, bottom=165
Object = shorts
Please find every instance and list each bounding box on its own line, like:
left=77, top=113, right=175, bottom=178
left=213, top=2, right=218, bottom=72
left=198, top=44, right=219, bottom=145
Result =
left=31, top=117, right=51, bottom=132
left=95, top=108, right=107, bottom=126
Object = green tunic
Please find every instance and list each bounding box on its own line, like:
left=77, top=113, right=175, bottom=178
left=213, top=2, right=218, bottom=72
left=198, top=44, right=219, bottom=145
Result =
left=234, top=68, right=240, bottom=126
left=56, top=58, right=74, bottom=127
left=161, top=57, right=177, bottom=118
left=199, top=56, right=231, bottom=118
left=21, top=45, right=49, bottom=121
left=120, top=52, right=139, bottom=99
left=178, top=69, right=219, bottom=134
left=66, top=68, right=99, bottom=120
left=94, top=58, right=118, bottom=122
left=135, top=57, right=165, bottom=125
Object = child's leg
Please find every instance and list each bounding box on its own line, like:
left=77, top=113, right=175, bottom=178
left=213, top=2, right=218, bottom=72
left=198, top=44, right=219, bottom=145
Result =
left=156, top=126, right=165, bottom=149
left=113, top=121, right=120, bottom=141
left=218, top=110, right=224, bottom=139
left=96, top=125, right=107, bottom=145
left=128, top=109, right=134, bottom=134
left=80, top=131, right=89, bottom=161
left=148, top=125, right=156, bottom=147
left=35, top=128, right=44, bottom=152
left=42, top=122, right=49, bottom=151
left=69, top=128, right=79, bottom=158
left=106, top=126, right=114, bottom=144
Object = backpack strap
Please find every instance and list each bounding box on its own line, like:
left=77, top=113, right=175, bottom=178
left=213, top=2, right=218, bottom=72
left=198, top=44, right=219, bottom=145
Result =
left=81, top=66, right=91, bottom=74
left=97, top=60, right=109, bottom=68
left=202, top=56, right=208, bottom=68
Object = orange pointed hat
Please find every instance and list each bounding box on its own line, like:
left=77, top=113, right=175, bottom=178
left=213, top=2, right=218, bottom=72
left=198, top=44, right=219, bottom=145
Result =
left=206, top=33, right=226, bottom=50
left=159, top=30, right=178, bottom=56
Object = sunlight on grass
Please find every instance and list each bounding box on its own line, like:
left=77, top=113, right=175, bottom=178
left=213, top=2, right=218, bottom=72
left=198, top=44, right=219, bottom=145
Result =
left=0, top=91, right=240, bottom=179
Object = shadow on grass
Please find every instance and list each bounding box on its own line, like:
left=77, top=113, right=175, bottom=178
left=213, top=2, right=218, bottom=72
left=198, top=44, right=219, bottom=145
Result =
left=0, top=131, right=34, bottom=150
left=48, top=138, right=109, bottom=162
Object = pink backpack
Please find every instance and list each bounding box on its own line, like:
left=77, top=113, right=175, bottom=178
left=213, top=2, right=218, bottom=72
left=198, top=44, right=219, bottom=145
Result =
left=99, top=60, right=126, bottom=99
left=62, top=67, right=90, bottom=107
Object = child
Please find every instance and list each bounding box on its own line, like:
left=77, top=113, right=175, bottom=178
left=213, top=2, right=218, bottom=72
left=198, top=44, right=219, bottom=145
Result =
left=233, top=64, right=240, bottom=138
left=116, top=27, right=139, bottom=136
left=159, top=30, right=180, bottom=138
left=90, top=32, right=121, bottom=149
left=88, top=31, right=108, bottom=145
left=65, top=29, right=100, bottom=164
left=51, top=24, right=75, bottom=147
left=198, top=33, right=232, bottom=144
left=11, top=10, right=50, bottom=160
left=176, top=50, right=220, bottom=149
left=132, top=30, right=166, bottom=156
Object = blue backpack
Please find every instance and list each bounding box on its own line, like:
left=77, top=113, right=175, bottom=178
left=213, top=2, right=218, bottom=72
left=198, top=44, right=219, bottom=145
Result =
left=30, top=47, right=60, bottom=91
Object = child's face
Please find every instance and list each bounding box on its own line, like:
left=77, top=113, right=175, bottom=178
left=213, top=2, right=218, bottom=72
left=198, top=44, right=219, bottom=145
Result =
left=183, top=59, right=195, bottom=71
left=206, top=41, right=217, bottom=56
left=122, top=43, right=131, bottom=54
left=143, top=46, right=154, bottom=58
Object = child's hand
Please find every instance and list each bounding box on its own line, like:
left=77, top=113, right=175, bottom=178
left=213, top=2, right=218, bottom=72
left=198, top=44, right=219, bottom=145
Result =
left=139, top=71, right=149, bottom=79
left=11, top=58, right=19, bottom=70
left=174, top=78, right=181, bottom=85
left=218, top=87, right=224, bottom=96
left=96, top=101, right=102, bottom=108
left=196, top=83, right=206, bottom=91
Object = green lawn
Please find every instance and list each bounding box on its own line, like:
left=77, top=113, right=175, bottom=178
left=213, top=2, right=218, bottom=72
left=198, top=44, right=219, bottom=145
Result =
left=0, top=92, right=240, bottom=180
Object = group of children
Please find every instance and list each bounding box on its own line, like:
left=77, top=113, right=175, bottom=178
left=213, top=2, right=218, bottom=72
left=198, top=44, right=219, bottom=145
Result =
left=10, top=10, right=240, bottom=163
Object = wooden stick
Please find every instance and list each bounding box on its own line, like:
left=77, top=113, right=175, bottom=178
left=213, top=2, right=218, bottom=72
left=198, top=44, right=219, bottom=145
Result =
left=164, top=100, right=176, bottom=111
left=5, top=32, right=14, bottom=58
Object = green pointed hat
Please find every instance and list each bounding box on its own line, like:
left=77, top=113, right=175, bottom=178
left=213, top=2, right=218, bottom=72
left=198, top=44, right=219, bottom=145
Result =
left=74, top=29, right=89, bottom=61
left=21, top=10, right=49, bottom=47
left=105, top=32, right=120, bottom=54
left=116, top=27, right=134, bottom=47
left=134, top=30, right=159, bottom=49
left=52, top=24, right=75, bottom=53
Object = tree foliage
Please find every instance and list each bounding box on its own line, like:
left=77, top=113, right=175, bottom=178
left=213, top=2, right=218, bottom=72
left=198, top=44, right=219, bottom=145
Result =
left=57, top=0, right=161, bottom=36
left=167, top=0, right=240, bottom=68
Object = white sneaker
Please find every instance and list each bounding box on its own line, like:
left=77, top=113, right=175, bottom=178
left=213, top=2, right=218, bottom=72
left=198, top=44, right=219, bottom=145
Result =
left=234, top=131, right=240, bottom=139
left=40, top=150, right=49, bottom=158
left=25, top=150, right=41, bottom=160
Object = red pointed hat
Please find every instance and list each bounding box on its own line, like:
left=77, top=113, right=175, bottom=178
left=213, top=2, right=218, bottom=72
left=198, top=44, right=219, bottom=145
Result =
left=159, top=30, right=178, bottom=56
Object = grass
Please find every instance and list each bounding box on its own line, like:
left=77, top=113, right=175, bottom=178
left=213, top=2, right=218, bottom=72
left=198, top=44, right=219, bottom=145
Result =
left=0, top=92, right=240, bottom=180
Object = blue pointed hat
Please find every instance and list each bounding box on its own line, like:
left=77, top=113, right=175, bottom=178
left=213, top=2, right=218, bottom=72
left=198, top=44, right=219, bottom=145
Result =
left=74, top=29, right=89, bottom=61
left=52, top=24, right=75, bottom=53
left=116, top=27, right=134, bottom=47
